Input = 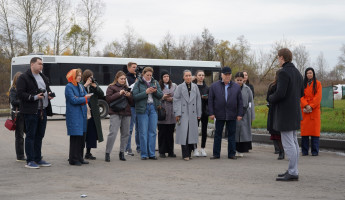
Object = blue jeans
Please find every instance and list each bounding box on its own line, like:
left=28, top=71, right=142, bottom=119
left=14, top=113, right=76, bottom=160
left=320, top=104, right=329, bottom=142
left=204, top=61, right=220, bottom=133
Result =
left=213, top=120, right=236, bottom=158
left=126, top=107, right=140, bottom=152
left=24, top=110, right=47, bottom=163
left=137, top=104, right=158, bottom=158
left=301, top=136, right=319, bottom=155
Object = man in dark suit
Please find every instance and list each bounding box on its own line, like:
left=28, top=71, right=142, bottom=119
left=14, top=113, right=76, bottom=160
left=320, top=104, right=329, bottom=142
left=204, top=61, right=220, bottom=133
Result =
left=268, top=48, right=304, bottom=181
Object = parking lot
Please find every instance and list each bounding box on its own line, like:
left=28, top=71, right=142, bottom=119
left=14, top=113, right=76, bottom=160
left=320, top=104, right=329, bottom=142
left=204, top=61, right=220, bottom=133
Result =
left=1, top=117, right=345, bottom=200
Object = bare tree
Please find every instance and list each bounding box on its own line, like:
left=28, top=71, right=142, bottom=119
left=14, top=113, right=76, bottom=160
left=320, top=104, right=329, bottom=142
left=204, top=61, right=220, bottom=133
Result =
left=122, top=25, right=137, bottom=58
left=103, top=40, right=122, bottom=57
left=236, top=35, right=250, bottom=71
left=78, top=0, right=104, bottom=56
left=0, top=0, right=15, bottom=57
left=201, top=28, right=215, bottom=61
left=215, top=40, right=231, bottom=67
left=338, top=44, right=345, bottom=66
left=14, top=0, right=50, bottom=54
left=52, top=0, right=71, bottom=55
left=190, top=36, right=202, bottom=60
left=293, top=44, right=310, bottom=73
left=315, top=52, right=328, bottom=81
left=173, top=36, right=189, bottom=60
left=160, top=32, right=174, bottom=59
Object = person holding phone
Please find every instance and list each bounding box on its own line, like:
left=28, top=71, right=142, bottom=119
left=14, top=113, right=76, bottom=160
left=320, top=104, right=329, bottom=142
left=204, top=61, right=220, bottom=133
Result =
left=157, top=70, right=177, bottom=158
left=192, top=70, right=209, bottom=157
left=132, top=67, right=163, bottom=160
left=105, top=71, right=133, bottom=162
left=65, top=69, right=92, bottom=166
left=81, top=70, right=104, bottom=160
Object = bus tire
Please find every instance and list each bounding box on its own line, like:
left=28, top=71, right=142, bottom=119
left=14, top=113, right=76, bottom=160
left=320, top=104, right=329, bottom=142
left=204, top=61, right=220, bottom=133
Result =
left=98, top=99, right=109, bottom=118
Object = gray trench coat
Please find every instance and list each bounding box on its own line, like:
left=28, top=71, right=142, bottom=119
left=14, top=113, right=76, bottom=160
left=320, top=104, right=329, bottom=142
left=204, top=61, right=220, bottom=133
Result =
left=158, top=83, right=177, bottom=125
left=235, top=84, right=255, bottom=142
left=173, top=82, right=202, bottom=145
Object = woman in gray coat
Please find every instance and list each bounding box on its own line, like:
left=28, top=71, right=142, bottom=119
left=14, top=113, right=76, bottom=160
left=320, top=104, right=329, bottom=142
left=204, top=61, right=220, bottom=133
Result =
left=173, top=70, right=202, bottom=161
left=157, top=70, right=177, bottom=158
left=234, top=72, right=255, bottom=157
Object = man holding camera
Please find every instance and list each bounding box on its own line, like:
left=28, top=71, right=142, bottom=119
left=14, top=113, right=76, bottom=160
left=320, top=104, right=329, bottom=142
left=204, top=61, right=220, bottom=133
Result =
left=17, top=57, right=55, bottom=169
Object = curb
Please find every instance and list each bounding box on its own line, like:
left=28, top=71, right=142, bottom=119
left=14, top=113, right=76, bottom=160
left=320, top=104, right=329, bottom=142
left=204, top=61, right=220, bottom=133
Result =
left=252, top=133, right=345, bottom=151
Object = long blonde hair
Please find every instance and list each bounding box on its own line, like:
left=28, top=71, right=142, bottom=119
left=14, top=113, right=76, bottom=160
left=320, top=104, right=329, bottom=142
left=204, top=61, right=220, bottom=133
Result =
left=110, top=71, right=127, bottom=86
left=9, top=72, right=22, bottom=90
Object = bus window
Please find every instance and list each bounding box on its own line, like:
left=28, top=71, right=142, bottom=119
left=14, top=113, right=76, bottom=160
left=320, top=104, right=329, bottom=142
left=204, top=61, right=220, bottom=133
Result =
left=12, top=65, right=29, bottom=78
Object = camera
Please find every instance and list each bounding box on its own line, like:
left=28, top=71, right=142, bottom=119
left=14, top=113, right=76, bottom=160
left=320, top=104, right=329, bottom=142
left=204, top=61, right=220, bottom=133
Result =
left=37, top=88, right=46, bottom=94
left=49, top=92, right=56, bottom=97
left=135, top=66, right=145, bottom=77
left=90, top=77, right=97, bottom=83
left=126, top=88, right=132, bottom=92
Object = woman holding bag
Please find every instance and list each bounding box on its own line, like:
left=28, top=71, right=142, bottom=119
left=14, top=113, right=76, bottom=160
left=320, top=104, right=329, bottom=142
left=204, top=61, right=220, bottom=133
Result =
left=105, top=71, right=133, bottom=162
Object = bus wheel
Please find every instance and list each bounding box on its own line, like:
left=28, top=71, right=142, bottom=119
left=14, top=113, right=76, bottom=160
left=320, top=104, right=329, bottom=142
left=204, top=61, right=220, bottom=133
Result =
left=98, top=99, right=109, bottom=118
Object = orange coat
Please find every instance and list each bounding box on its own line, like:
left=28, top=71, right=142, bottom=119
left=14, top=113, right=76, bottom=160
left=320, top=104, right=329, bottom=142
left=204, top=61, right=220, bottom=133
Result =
left=300, top=80, right=322, bottom=137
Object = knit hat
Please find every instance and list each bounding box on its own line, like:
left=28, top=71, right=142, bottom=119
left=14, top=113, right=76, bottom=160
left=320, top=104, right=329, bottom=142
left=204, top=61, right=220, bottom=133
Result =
left=160, top=70, right=169, bottom=80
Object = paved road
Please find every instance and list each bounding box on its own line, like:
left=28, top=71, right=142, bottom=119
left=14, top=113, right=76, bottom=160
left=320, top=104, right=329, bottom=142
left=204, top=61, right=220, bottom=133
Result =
left=1, top=117, right=344, bottom=200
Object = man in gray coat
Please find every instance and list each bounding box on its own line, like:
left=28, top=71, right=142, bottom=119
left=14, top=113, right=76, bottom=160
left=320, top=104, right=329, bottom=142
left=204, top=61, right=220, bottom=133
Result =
left=268, top=48, right=304, bottom=181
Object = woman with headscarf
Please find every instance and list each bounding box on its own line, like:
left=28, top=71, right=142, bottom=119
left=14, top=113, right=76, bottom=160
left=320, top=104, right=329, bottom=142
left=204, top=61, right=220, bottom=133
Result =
left=173, top=70, right=202, bottom=161
left=157, top=70, right=177, bottom=158
left=300, top=67, right=322, bottom=156
left=65, top=69, right=92, bottom=166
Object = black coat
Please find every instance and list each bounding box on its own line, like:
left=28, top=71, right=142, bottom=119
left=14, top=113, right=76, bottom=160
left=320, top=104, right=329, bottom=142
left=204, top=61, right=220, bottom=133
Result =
left=196, top=81, right=209, bottom=116
left=268, top=62, right=304, bottom=131
left=266, top=84, right=280, bottom=135
left=16, top=69, right=53, bottom=116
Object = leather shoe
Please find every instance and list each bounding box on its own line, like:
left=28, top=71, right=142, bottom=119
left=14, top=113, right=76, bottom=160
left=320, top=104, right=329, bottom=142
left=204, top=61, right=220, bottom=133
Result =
left=69, top=161, right=82, bottom=166
left=276, top=173, right=299, bottom=181
left=159, top=154, right=166, bottom=158
left=168, top=153, right=176, bottom=157
left=278, top=170, right=288, bottom=177
left=80, top=160, right=89, bottom=164
left=141, top=157, right=147, bottom=160
left=149, top=156, right=158, bottom=160
left=228, top=156, right=237, bottom=160
left=210, top=156, right=220, bottom=160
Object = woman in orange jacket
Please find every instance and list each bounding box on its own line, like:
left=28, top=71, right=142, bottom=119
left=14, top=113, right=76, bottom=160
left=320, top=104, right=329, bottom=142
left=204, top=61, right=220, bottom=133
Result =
left=300, top=67, right=322, bottom=156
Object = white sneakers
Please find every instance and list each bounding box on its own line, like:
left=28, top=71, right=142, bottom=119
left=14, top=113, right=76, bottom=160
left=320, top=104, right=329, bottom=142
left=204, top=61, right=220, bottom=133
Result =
left=200, top=148, right=207, bottom=157
left=236, top=151, right=244, bottom=157
left=193, top=149, right=200, bottom=157
left=194, top=148, right=207, bottom=157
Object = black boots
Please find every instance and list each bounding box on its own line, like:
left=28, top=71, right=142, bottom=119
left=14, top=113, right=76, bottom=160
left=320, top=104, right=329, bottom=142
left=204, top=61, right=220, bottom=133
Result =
left=273, top=140, right=280, bottom=154
left=105, top=153, right=110, bottom=162
left=278, top=151, right=285, bottom=160
left=119, top=152, right=126, bottom=161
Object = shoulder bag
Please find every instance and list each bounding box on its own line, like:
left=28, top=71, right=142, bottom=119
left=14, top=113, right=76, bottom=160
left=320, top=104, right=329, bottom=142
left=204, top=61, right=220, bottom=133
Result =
left=5, top=108, right=17, bottom=131
left=110, top=96, right=128, bottom=112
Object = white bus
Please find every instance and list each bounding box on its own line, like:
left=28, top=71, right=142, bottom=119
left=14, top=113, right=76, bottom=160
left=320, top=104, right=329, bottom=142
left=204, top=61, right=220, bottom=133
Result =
left=11, top=55, right=221, bottom=118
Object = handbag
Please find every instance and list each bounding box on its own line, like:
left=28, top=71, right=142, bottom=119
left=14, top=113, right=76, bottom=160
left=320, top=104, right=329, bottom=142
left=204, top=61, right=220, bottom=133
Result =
left=109, top=96, right=128, bottom=112
left=86, top=104, right=91, bottom=120
left=5, top=108, right=17, bottom=131
left=157, top=105, right=166, bottom=121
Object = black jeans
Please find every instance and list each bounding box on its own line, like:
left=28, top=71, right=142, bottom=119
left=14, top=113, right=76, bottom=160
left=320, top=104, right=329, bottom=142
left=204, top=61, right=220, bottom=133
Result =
left=198, top=115, right=208, bottom=148
left=24, top=110, right=47, bottom=163
left=14, top=114, right=25, bottom=159
left=158, top=124, right=175, bottom=154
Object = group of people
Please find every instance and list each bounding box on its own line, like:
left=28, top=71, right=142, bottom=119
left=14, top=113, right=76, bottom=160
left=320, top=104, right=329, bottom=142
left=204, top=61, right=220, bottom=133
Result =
left=8, top=48, right=322, bottom=182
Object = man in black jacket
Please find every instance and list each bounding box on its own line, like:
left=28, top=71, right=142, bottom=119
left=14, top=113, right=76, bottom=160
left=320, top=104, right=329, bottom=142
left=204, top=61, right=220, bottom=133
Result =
left=268, top=48, right=304, bottom=181
left=16, top=57, right=55, bottom=169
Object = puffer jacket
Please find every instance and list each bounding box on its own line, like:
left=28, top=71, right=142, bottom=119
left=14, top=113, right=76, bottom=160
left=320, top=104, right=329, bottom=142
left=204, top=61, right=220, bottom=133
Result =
left=106, top=83, right=133, bottom=116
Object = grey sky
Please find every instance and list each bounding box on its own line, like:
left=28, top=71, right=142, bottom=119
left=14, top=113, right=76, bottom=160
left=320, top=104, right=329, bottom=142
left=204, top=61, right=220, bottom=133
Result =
left=96, top=0, right=345, bottom=69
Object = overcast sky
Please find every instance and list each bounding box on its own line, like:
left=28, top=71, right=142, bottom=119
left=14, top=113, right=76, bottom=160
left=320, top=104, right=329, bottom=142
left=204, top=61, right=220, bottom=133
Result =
left=95, top=0, right=345, bottom=70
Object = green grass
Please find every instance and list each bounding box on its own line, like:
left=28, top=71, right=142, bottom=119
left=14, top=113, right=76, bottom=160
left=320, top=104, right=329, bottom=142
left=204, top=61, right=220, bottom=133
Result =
left=252, top=100, right=345, bottom=133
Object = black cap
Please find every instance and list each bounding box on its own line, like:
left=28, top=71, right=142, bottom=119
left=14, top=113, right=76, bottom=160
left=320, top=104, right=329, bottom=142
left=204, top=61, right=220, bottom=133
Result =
left=160, top=70, right=169, bottom=80
left=221, top=67, right=232, bottom=74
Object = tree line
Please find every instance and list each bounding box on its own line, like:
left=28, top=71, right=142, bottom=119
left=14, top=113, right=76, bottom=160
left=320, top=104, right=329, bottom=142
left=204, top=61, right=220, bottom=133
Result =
left=0, top=0, right=345, bottom=98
